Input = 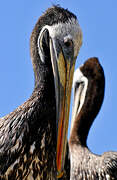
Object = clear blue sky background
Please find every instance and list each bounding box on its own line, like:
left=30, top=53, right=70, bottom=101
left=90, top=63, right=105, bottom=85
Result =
left=0, top=0, right=117, bottom=155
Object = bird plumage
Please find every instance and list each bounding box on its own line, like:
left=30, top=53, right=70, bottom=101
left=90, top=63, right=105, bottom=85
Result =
left=0, top=80, right=57, bottom=179
left=0, top=6, right=82, bottom=179
left=69, top=57, right=117, bottom=180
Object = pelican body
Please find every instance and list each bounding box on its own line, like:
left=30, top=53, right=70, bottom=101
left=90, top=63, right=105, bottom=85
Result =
left=0, top=6, right=82, bottom=179
left=69, top=58, right=117, bottom=179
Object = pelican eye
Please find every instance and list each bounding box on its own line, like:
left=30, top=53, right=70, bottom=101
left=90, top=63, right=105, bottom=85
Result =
left=64, top=39, right=73, bottom=48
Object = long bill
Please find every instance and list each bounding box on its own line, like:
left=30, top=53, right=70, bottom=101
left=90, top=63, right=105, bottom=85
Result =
left=50, top=38, right=75, bottom=178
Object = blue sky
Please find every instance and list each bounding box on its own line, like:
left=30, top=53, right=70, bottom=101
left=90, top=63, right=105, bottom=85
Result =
left=0, top=0, right=117, bottom=155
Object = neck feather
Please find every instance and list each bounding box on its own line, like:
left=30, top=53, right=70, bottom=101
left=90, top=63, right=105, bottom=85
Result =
left=69, top=78, right=104, bottom=146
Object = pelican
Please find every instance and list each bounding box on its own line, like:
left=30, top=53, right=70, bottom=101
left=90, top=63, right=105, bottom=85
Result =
left=0, top=6, right=82, bottom=179
left=69, top=57, right=117, bottom=179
